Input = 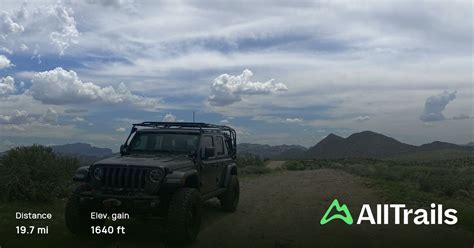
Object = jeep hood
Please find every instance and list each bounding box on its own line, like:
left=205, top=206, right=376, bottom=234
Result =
left=94, top=155, right=193, bottom=170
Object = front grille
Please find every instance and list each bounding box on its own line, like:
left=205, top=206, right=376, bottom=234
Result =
left=97, top=166, right=149, bottom=191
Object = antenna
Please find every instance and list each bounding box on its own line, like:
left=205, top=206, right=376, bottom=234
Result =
left=192, top=111, right=195, bottom=122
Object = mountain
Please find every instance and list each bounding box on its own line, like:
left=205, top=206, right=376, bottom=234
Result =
left=50, top=143, right=113, bottom=157
left=306, top=131, right=416, bottom=159
left=419, top=141, right=468, bottom=151
left=238, top=143, right=307, bottom=159
left=464, top=142, right=474, bottom=147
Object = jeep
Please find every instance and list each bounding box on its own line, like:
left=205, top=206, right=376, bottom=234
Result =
left=65, top=122, right=239, bottom=242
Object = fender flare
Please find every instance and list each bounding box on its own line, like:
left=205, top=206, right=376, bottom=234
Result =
left=223, top=163, right=238, bottom=188
left=163, top=169, right=200, bottom=189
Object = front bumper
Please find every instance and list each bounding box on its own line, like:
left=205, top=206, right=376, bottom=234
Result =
left=79, top=191, right=160, bottom=212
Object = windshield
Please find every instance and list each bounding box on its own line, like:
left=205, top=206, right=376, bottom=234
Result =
left=128, top=132, right=199, bottom=154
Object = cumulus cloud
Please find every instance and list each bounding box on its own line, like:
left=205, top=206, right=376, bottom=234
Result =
left=286, top=117, right=303, bottom=123
left=420, top=90, right=456, bottom=122
left=0, top=110, right=30, bottom=124
left=0, top=55, right=12, bottom=69
left=29, top=67, right=160, bottom=109
left=354, top=115, right=371, bottom=121
left=40, top=108, right=58, bottom=124
left=162, top=113, right=176, bottom=122
left=1, top=11, right=24, bottom=35
left=72, top=116, right=85, bottom=122
left=0, top=3, right=78, bottom=55
left=115, top=127, right=126, bottom=132
left=0, top=76, right=16, bottom=95
left=209, top=69, right=288, bottom=106
left=48, top=4, right=79, bottom=55
left=87, top=0, right=137, bottom=11
left=220, top=119, right=230, bottom=124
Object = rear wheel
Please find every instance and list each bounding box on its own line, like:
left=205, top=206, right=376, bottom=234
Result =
left=166, top=187, right=202, bottom=243
left=65, top=184, right=105, bottom=235
left=220, top=175, right=240, bottom=212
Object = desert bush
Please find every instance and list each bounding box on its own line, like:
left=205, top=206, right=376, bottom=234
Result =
left=237, top=154, right=264, bottom=168
left=286, top=157, right=474, bottom=200
left=240, top=166, right=271, bottom=175
left=285, top=161, right=306, bottom=171
left=0, top=145, right=79, bottom=202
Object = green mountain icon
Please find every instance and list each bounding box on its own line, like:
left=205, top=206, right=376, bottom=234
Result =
left=320, top=199, right=353, bottom=225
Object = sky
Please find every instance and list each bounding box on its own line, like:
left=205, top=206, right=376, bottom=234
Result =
left=0, top=0, right=472, bottom=151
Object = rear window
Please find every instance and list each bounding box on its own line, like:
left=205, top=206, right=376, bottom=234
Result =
left=215, top=136, right=224, bottom=155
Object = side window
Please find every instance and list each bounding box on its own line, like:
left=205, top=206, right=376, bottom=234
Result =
left=202, top=136, right=213, bottom=148
left=201, top=136, right=214, bottom=158
left=215, top=136, right=225, bottom=156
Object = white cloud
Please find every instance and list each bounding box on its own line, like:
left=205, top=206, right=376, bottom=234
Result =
left=86, top=0, right=137, bottom=12
left=209, top=69, right=288, bottom=106
left=0, top=55, right=12, bottom=69
left=48, top=4, right=79, bottom=55
left=1, top=11, right=24, bottom=34
left=162, top=113, right=176, bottom=122
left=41, top=107, right=58, bottom=124
left=220, top=119, right=229, bottom=124
left=0, top=3, right=78, bottom=55
left=72, top=116, right=85, bottom=122
left=115, top=127, right=126, bottom=132
left=29, top=67, right=160, bottom=109
left=420, top=90, right=456, bottom=122
left=0, top=110, right=30, bottom=124
left=286, top=117, right=303, bottom=123
left=0, top=76, right=16, bottom=95
left=354, top=115, right=371, bottom=121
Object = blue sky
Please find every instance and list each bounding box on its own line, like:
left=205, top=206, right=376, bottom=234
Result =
left=0, top=0, right=472, bottom=151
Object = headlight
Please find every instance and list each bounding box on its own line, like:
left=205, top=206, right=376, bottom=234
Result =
left=93, top=167, right=102, bottom=180
left=149, top=169, right=164, bottom=183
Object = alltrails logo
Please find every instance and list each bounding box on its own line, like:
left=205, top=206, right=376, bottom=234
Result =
left=320, top=199, right=458, bottom=225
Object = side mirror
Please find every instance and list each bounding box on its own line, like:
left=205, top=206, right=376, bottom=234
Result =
left=203, top=147, right=215, bottom=159
left=120, top=144, right=128, bottom=155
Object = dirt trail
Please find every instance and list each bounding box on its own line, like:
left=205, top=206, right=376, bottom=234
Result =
left=8, top=169, right=470, bottom=248
left=191, top=169, right=472, bottom=248
left=265, top=160, right=286, bottom=169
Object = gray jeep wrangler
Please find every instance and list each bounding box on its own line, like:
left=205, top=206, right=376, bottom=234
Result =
left=65, top=122, right=239, bottom=242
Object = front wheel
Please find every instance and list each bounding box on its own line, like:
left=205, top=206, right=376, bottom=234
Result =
left=220, top=175, right=240, bottom=212
left=166, top=187, right=202, bottom=243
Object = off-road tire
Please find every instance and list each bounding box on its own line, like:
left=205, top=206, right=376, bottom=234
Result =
left=166, top=187, right=202, bottom=243
left=65, top=184, right=105, bottom=235
left=220, top=175, right=240, bottom=212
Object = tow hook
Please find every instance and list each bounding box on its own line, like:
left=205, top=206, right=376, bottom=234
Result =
left=103, top=199, right=122, bottom=207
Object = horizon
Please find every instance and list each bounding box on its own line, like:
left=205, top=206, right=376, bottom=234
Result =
left=0, top=1, right=472, bottom=152
left=2, top=129, right=470, bottom=153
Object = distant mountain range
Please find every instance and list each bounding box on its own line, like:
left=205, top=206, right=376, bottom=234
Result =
left=50, top=143, right=113, bottom=157
left=238, top=143, right=307, bottom=159
left=240, top=131, right=473, bottom=160
left=2, top=132, right=469, bottom=161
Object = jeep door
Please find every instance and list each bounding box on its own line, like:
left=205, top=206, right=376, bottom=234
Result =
left=213, top=135, right=232, bottom=188
left=199, top=135, right=219, bottom=193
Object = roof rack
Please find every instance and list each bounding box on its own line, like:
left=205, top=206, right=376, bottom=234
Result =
left=133, top=122, right=232, bottom=130
left=124, top=122, right=237, bottom=157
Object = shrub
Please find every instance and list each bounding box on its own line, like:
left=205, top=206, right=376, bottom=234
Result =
left=237, top=154, right=264, bottom=168
left=285, top=161, right=306, bottom=171
left=240, top=166, right=271, bottom=175
left=0, top=145, right=79, bottom=202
